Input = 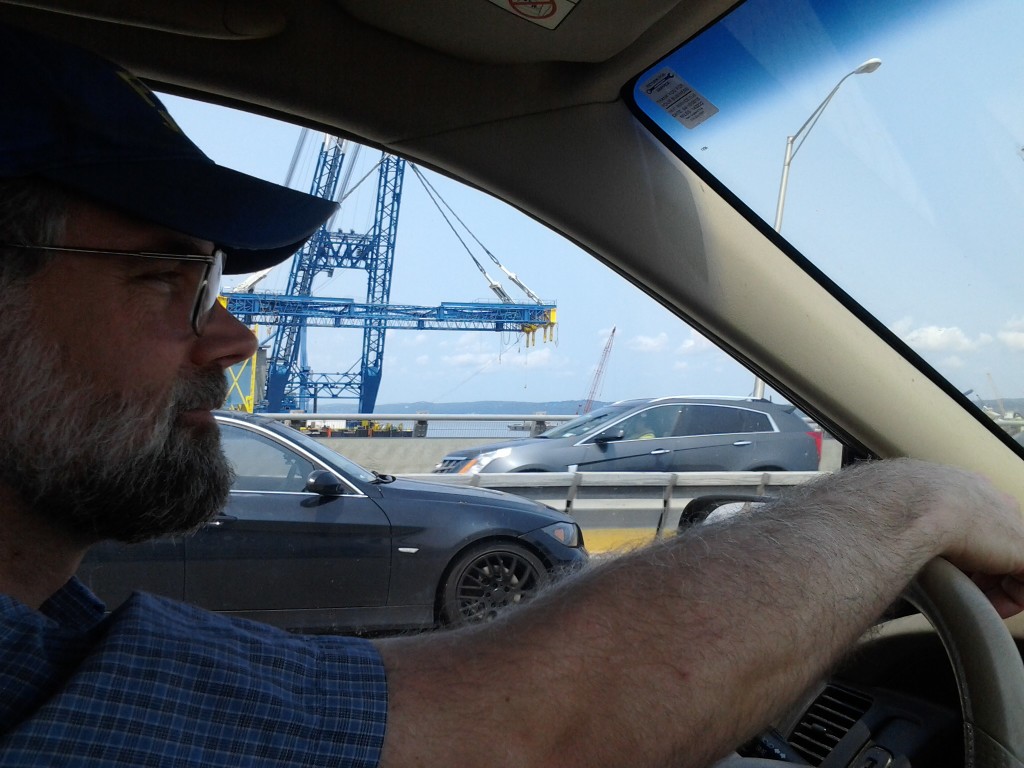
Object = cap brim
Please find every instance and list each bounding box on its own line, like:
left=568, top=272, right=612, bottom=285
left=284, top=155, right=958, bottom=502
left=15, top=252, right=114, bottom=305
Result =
left=49, top=157, right=337, bottom=274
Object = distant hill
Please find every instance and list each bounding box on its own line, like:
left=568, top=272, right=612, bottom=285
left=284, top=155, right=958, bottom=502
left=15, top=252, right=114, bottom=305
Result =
left=345, top=397, right=1024, bottom=418
left=322, top=400, right=610, bottom=416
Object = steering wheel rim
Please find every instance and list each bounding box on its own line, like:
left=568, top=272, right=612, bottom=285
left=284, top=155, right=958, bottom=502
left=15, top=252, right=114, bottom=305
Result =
left=715, top=558, right=1024, bottom=768
left=904, top=557, right=1024, bottom=768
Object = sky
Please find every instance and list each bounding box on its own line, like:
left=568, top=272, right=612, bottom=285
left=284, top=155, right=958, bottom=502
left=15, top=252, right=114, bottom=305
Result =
left=162, top=0, right=1023, bottom=411
left=161, top=96, right=766, bottom=409
left=632, top=0, right=1024, bottom=405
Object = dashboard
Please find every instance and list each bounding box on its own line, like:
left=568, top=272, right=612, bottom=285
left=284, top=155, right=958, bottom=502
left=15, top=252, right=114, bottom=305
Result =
left=750, top=613, right=1017, bottom=768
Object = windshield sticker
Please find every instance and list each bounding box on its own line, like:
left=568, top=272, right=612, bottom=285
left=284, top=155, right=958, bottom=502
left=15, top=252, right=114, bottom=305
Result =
left=486, top=0, right=579, bottom=30
left=639, top=68, right=718, bottom=130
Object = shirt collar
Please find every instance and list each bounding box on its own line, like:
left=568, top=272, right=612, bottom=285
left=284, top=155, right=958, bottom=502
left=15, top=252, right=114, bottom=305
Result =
left=38, top=576, right=107, bottom=630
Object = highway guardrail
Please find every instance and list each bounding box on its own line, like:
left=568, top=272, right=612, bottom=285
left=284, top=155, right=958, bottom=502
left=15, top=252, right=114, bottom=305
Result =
left=398, top=470, right=825, bottom=553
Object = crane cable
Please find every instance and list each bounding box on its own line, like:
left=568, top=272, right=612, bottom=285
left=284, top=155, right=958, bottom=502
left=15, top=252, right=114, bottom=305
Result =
left=410, top=164, right=544, bottom=304
left=410, top=164, right=510, bottom=302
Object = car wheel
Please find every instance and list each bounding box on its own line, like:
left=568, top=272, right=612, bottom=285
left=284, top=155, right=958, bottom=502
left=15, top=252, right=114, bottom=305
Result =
left=441, top=542, right=548, bottom=626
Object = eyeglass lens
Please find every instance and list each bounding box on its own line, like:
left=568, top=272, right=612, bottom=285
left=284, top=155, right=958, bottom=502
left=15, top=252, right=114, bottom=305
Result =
left=193, top=250, right=225, bottom=334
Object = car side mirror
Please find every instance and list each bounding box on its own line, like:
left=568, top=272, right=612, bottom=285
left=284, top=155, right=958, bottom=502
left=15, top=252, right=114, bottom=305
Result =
left=593, top=428, right=625, bottom=445
left=305, top=469, right=346, bottom=496
left=677, top=493, right=774, bottom=530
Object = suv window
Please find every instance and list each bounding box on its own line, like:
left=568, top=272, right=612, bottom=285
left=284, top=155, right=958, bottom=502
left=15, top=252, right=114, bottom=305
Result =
left=615, top=405, right=682, bottom=440
left=676, top=405, right=773, bottom=437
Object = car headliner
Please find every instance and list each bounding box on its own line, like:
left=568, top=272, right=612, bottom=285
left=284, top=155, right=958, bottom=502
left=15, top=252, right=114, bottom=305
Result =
left=2, top=0, right=1022, bottom=502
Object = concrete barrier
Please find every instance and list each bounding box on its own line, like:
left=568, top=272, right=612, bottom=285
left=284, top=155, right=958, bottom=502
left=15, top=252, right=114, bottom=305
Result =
left=315, top=436, right=497, bottom=474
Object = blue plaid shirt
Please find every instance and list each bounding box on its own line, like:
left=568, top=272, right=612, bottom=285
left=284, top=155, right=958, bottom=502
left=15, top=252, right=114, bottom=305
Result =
left=0, top=578, right=387, bottom=766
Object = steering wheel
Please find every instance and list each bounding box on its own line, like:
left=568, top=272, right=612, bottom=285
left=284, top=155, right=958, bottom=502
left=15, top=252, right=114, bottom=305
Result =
left=713, top=558, right=1024, bottom=768
left=905, top=558, right=1024, bottom=768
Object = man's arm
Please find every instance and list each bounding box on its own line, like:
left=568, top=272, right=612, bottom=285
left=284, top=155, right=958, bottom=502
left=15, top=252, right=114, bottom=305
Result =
left=374, top=459, right=1024, bottom=768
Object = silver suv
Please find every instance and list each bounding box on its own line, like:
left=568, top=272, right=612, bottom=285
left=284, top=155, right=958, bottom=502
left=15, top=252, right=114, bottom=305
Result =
left=433, top=397, right=821, bottom=475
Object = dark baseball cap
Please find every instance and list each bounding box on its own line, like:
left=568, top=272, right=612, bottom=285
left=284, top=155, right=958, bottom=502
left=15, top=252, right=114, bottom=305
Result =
left=0, top=23, right=337, bottom=274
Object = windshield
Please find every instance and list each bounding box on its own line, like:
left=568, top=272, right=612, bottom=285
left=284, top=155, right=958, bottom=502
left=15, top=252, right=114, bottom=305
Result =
left=630, top=0, right=1024, bottom=433
left=540, top=403, right=637, bottom=438
left=266, top=420, right=377, bottom=482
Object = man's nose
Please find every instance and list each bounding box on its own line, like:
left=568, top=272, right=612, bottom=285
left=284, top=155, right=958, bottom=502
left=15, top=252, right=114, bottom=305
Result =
left=192, top=301, right=258, bottom=369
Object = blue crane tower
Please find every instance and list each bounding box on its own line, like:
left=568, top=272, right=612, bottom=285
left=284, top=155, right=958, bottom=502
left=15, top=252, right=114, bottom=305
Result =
left=224, top=135, right=556, bottom=413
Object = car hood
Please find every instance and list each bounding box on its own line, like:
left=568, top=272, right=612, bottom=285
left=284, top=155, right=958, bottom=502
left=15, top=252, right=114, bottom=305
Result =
left=373, top=476, right=574, bottom=523
left=444, top=438, right=549, bottom=459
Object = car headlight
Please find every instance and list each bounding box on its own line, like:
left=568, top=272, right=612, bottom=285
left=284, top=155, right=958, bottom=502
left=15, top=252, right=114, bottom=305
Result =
left=539, top=521, right=581, bottom=548
left=458, top=447, right=512, bottom=474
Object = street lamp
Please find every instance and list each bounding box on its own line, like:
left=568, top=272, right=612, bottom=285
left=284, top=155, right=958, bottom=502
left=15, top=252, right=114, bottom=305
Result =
left=773, top=57, right=881, bottom=232
left=752, top=57, right=881, bottom=400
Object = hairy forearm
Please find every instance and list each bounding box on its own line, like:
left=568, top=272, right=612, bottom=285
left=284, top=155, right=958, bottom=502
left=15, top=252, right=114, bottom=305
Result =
left=376, top=459, right=1024, bottom=768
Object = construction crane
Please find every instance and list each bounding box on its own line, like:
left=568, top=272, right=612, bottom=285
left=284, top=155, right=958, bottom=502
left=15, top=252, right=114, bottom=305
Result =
left=581, top=327, right=616, bottom=414
left=223, top=135, right=556, bottom=413
left=987, top=372, right=1008, bottom=418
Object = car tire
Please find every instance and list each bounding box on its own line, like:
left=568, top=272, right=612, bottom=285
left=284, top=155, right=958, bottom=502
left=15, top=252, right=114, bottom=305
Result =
left=440, top=541, right=548, bottom=626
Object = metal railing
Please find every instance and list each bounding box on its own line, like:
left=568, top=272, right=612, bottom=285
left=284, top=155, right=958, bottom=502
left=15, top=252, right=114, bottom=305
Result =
left=257, top=411, right=575, bottom=438
left=400, top=469, right=825, bottom=553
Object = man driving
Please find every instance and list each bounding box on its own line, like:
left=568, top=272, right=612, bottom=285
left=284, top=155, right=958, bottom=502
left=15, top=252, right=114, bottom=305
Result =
left=2, top=23, right=1024, bottom=768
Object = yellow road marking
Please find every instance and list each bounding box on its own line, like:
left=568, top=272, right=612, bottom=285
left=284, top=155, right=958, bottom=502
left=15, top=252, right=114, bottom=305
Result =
left=582, top=527, right=665, bottom=554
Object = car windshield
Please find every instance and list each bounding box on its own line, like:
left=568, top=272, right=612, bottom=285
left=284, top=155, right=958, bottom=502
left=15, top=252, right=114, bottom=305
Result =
left=539, top=403, right=636, bottom=439
left=629, top=0, right=1024, bottom=437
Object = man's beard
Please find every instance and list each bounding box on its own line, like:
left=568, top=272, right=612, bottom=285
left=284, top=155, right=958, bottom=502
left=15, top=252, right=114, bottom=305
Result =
left=0, top=302, right=233, bottom=543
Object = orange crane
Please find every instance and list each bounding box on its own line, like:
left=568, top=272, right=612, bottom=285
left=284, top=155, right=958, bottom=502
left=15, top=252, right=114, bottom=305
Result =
left=581, top=327, right=616, bottom=414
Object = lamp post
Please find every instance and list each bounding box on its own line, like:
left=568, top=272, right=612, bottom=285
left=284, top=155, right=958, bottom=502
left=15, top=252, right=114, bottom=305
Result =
left=773, top=58, right=881, bottom=232
left=752, top=57, right=881, bottom=400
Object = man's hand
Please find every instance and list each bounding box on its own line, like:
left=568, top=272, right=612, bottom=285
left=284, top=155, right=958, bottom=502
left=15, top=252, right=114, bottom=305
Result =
left=972, top=573, right=1024, bottom=618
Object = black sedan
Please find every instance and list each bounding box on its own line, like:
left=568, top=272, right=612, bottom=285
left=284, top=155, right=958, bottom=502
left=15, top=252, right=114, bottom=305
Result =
left=77, top=412, right=587, bottom=633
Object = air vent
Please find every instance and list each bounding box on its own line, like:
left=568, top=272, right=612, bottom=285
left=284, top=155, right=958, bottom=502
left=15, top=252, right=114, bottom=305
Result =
left=789, top=684, right=873, bottom=765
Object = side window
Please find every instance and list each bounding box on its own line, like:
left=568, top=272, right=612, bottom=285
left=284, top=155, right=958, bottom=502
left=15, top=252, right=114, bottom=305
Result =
left=616, top=406, right=681, bottom=440
left=675, top=406, right=772, bottom=436
left=732, top=409, right=772, bottom=433
left=220, top=424, right=316, bottom=492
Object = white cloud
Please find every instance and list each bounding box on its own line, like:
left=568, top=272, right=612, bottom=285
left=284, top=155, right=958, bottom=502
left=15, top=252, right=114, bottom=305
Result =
left=893, top=316, right=998, bottom=354
left=888, top=317, right=913, bottom=337
left=675, top=330, right=715, bottom=355
left=890, top=317, right=914, bottom=336
left=900, top=324, right=980, bottom=352
left=998, top=317, right=1024, bottom=349
left=998, top=332, right=1024, bottom=350
left=627, top=332, right=669, bottom=353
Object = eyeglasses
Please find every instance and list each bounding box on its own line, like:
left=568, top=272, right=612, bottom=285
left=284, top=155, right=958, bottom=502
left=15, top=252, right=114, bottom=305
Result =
left=1, top=243, right=225, bottom=335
